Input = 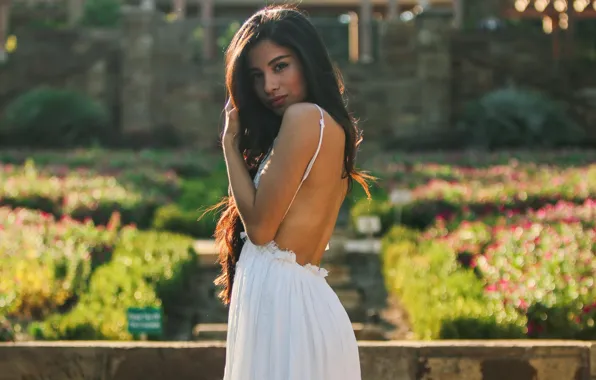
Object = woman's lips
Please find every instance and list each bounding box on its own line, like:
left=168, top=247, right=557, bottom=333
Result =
left=269, top=95, right=287, bottom=108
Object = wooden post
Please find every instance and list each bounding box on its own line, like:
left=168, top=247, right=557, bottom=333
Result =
left=565, top=7, right=575, bottom=58
left=201, top=0, right=214, bottom=61
left=387, top=0, right=399, bottom=20
left=453, top=0, right=463, bottom=28
left=173, top=0, right=185, bottom=20
left=360, top=0, right=373, bottom=62
left=67, top=0, right=85, bottom=26
left=0, top=0, right=9, bottom=62
left=552, top=12, right=561, bottom=60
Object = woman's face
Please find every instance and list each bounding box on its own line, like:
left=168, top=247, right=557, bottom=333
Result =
left=247, top=39, right=307, bottom=116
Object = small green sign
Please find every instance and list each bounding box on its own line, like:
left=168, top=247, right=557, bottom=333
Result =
left=127, top=307, right=163, bottom=336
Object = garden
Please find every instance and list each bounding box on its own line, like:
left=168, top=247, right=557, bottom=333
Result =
left=1, top=145, right=595, bottom=342
left=1, top=81, right=595, bottom=343
left=351, top=151, right=596, bottom=340
left=0, top=146, right=233, bottom=341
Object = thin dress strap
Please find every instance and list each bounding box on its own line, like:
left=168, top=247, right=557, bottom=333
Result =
left=281, top=104, right=326, bottom=219
left=301, top=104, right=326, bottom=182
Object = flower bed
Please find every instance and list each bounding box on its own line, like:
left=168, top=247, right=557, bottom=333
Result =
left=0, top=161, right=173, bottom=227
left=383, top=200, right=596, bottom=339
left=0, top=205, right=198, bottom=341
left=351, top=155, right=596, bottom=231
left=0, top=150, right=220, bottom=341
left=375, top=152, right=596, bottom=340
left=382, top=227, right=526, bottom=340
left=0, top=207, right=118, bottom=325
left=32, top=228, right=197, bottom=340
left=0, top=149, right=222, bottom=178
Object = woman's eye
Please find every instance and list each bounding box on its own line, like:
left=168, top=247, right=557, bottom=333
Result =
left=274, top=62, right=288, bottom=72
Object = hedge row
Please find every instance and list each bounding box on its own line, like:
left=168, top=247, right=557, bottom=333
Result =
left=382, top=202, right=596, bottom=339
left=0, top=161, right=169, bottom=228
left=351, top=163, right=596, bottom=233
left=0, top=207, right=118, bottom=322
left=382, top=227, right=526, bottom=339
left=0, top=204, right=198, bottom=341
left=31, top=228, right=197, bottom=340
left=0, top=158, right=228, bottom=238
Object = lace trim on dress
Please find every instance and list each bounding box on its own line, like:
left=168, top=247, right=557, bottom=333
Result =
left=240, top=232, right=329, bottom=278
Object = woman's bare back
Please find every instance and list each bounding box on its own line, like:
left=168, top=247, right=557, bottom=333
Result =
left=264, top=108, right=348, bottom=266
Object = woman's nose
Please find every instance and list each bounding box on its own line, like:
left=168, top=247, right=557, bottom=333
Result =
left=264, top=73, right=279, bottom=95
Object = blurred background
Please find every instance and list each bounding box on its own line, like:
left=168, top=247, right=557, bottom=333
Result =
left=0, top=0, right=595, bottom=344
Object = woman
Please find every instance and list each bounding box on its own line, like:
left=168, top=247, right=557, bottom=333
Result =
left=214, top=5, right=371, bottom=380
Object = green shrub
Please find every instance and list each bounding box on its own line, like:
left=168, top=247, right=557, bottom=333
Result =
left=152, top=176, right=227, bottom=238
left=0, top=87, right=111, bottom=148
left=152, top=204, right=218, bottom=239
left=31, top=229, right=198, bottom=340
left=431, top=213, right=596, bottom=340
left=0, top=316, right=15, bottom=342
left=457, top=88, right=586, bottom=149
left=382, top=226, right=526, bottom=339
left=81, top=0, right=121, bottom=27
left=0, top=161, right=162, bottom=227
left=0, top=149, right=218, bottom=179
left=176, top=177, right=228, bottom=211
left=0, top=207, right=118, bottom=322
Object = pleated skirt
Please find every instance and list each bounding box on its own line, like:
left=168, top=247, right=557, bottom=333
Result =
left=223, top=235, right=362, bottom=380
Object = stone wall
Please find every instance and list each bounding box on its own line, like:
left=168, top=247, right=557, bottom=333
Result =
left=0, top=27, right=120, bottom=121
left=451, top=28, right=596, bottom=143
left=0, top=341, right=594, bottom=380
left=1, top=8, right=595, bottom=151
left=0, top=9, right=450, bottom=152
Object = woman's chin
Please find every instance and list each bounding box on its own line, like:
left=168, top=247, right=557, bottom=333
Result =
left=268, top=104, right=287, bottom=116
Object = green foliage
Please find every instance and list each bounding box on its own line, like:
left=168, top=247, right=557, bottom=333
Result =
left=365, top=162, right=596, bottom=231
left=31, top=229, right=197, bottom=340
left=0, top=148, right=217, bottom=179
left=152, top=175, right=228, bottom=238
left=217, top=21, right=240, bottom=51
left=152, top=204, right=218, bottom=239
left=430, top=207, right=596, bottom=340
left=81, top=0, right=121, bottom=27
left=0, top=161, right=161, bottom=228
left=0, top=316, right=15, bottom=342
left=457, top=88, right=586, bottom=149
left=0, top=87, right=112, bottom=148
left=377, top=155, right=596, bottom=339
left=176, top=176, right=228, bottom=211
left=382, top=226, right=526, bottom=339
left=0, top=207, right=118, bottom=322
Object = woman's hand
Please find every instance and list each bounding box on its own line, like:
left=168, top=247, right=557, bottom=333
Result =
left=223, top=98, right=240, bottom=149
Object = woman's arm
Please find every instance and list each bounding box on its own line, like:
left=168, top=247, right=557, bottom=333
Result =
left=223, top=102, right=322, bottom=245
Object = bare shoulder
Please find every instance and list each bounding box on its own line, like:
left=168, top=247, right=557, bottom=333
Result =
left=278, top=102, right=344, bottom=146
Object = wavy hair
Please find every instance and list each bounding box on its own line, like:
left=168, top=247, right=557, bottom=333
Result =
left=212, top=5, right=372, bottom=305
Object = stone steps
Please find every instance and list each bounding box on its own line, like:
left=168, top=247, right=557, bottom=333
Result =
left=335, top=288, right=362, bottom=311
left=194, top=239, right=218, bottom=267
left=192, top=236, right=380, bottom=334
left=191, top=322, right=386, bottom=341
left=324, top=264, right=352, bottom=287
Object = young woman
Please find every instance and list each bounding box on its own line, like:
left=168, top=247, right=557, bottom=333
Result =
left=213, top=5, right=371, bottom=380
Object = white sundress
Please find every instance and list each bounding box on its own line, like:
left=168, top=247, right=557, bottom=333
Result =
left=223, top=104, right=362, bottom=380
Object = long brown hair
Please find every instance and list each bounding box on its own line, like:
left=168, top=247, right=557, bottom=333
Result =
left=212, top=5, right=372, bottom=305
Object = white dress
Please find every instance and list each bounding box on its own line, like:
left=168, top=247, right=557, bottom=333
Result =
left=223, top=105, right=362, bottom=380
